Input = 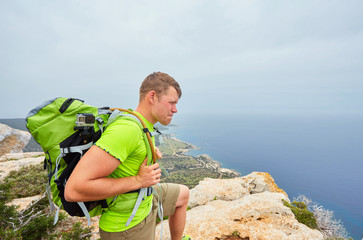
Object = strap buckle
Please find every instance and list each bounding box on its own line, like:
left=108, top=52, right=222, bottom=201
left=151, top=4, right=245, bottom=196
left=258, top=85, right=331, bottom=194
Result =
left=146, top=186, right=153, bottom=196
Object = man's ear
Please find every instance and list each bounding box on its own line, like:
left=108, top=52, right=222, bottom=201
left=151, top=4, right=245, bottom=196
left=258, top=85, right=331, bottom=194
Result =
left=147, top=91, right=157, bottom=104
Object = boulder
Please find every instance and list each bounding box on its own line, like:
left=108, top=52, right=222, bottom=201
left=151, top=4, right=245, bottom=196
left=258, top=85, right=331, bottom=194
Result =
left=188, top=172, right=287, bottom=208
left=0, top=123, right=31, bottom=156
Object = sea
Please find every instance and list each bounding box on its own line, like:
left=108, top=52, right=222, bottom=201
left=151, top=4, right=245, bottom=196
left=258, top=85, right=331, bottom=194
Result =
left=164, top=112, right=363, bottom=240
left=1, top=114, right=362, bottom=239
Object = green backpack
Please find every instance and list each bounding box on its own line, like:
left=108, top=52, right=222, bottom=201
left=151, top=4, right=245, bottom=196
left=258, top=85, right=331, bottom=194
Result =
left=26, top=97, right=157, bottom=225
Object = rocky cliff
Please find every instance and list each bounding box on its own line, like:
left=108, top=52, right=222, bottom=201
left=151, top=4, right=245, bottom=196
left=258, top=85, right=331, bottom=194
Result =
left=0, top=123, right=31, bottom=156
left=156, top=173, right=324, bottom=240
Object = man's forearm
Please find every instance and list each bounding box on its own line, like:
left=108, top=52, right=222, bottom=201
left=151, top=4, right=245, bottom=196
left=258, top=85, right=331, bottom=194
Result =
left=65, top=175, right=142, bottom=202
left=64, top=145, right=161, bottom=202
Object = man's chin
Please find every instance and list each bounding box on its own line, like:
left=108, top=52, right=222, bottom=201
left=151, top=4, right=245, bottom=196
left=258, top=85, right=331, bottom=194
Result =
left=160, top=119, right=172, bottom=126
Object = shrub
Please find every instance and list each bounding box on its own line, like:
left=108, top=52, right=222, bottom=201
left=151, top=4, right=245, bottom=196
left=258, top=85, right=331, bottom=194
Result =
left=0, top=163, right=93, bottom=240
left=2, top=163, right=47, bottom=199
left=0, top=182, right=20, bottom=239
left=49, top=222, right=94, bottom=240
left=282, top=199, right=318, bottom=229
left=293, top=195, right=351, bottom=240
left=20, top=214, right=55, bottom=240
left=0, top=187, right=54, bottom=240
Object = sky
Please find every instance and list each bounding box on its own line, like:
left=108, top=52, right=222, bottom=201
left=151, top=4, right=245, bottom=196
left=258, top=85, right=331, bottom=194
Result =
left=1, top=0, right=363, bottom=119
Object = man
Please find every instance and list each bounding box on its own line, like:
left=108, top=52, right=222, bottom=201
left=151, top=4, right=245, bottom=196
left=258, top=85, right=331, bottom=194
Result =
left=65, top=72, right=190, bottom=240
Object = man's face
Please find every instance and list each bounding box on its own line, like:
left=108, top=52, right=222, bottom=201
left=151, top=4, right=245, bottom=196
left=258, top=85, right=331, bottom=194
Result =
left=153, top=86, right=179, bottom=125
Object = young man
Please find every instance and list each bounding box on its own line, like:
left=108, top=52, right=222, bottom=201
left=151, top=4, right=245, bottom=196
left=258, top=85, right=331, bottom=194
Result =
left=65, top=72, right=190, bottom=240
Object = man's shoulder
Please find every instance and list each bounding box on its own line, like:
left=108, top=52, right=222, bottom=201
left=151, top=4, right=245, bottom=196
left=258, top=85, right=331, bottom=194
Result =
left=110, top=116, right=142, bottom=129
left=101, top=116, right=143, bottom=141
left=95, top=116, right=144, bottom=155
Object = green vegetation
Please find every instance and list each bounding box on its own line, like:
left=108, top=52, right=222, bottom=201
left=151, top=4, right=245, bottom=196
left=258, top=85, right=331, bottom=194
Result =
left=158, top=136, right=194, bottom=155
left=215, top=230, right=248, bottom=240
left=161, top=167, right=222, bottom=189
left=2, top=163, right=46, bottom=199
left=49, top=222, right=94, bottom=240
left=158, top=135, right=237, bottom=189
left=231, top=230, right=241, bottom=237
left=158, top=152, right=236, bottom=189
left=0, top=163, right=94, bottom=240
left=282, top=199, right=318, bottom=229
left=293, top=195, right=352, bottom=240
left=0, top=183, right=56, bottom=239
left=159, top=155, right=200, bottom=170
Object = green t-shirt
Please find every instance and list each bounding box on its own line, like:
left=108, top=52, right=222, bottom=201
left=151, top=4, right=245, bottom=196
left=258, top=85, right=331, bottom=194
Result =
left=95, top=111, right=155, bottom=232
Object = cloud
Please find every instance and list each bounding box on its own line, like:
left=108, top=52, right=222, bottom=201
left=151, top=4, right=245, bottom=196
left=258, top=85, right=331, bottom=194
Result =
left=0, top=0, right=362, bottom=118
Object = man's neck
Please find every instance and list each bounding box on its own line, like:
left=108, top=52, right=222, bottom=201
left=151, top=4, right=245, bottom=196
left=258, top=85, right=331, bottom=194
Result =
left=135, top=105, right=156, bottom=125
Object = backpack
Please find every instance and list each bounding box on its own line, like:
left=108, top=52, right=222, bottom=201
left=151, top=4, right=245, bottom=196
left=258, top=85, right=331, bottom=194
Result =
left=26, top=97, right=157, bottom=225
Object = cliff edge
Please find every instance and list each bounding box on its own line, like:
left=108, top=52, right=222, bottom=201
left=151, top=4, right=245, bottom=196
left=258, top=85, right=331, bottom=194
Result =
left=156, top=173, right=324, bottom=240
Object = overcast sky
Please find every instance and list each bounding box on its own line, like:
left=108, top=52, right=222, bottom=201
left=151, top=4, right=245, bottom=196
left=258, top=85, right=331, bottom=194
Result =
left=1, top=0, right=362, bottom=119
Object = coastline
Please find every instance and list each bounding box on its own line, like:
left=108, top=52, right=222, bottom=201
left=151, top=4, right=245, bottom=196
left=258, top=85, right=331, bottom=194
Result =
left=157, top=133, right=240, bottom=184
left=170, top=134, right=240, bottom=176
left=170, top=135, right=200, bottom=155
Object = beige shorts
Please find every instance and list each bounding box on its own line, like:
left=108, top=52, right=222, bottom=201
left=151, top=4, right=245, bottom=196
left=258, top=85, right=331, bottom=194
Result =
left=100, top=183, right=180, bottom=240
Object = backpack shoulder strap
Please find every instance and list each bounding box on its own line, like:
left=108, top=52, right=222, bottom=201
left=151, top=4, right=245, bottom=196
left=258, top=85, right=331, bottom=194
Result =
left=109, top=108, right=157, bottom=164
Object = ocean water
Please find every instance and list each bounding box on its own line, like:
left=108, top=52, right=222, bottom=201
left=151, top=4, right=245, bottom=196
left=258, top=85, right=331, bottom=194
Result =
left=167, top=113, right=363, bottom=240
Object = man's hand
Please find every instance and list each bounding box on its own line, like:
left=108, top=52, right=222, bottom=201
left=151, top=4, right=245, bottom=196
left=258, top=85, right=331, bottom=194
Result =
left=135, top=158, right=162, bottom=188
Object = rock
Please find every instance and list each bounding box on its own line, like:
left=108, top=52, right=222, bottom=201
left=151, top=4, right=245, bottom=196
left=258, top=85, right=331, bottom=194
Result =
left=6, top=194, right=43, bottom=211
left=0, top=123, right=31, bottom=156
left=188, top=172, right=287, bottom=208
left=241, top=172, right=288, bottom=197
left=156, top=172, right=324, bottom=240
left=188, top=177, right=250, bottom=208
left=219, top=167, right=240, bottom=178
left=196, top=154, right=220, bottom=170
left=0, top=152, right=44, bottom=181
left=0, top=152, right=44, bottom=161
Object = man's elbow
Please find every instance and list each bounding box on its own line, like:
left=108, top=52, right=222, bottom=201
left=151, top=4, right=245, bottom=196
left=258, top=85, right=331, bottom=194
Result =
left=64, top=184, right=79, bottom=202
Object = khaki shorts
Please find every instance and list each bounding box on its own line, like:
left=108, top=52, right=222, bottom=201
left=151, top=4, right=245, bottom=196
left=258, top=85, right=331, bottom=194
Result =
left=100, top=183, right=180, bottom=240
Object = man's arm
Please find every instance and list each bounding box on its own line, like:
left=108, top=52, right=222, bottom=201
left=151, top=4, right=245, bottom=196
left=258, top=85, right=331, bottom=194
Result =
left=64, top=145, right=161, bottom=202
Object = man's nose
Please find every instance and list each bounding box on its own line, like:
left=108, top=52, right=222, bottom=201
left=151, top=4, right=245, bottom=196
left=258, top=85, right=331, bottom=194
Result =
left=172, top=105, right=177, bottom=113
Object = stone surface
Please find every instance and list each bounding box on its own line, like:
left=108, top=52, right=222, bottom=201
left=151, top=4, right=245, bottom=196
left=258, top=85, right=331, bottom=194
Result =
left=156, top=174, right=324, bottom=240
left=241, top=172, right=288, bottom=197
left=0, top=152, right=44, bottom=161
left=0, top=152, right=44, bottom=181
left=188, top=172, right=287, bottom=208
left=0, top=123, right=31, bottom=156
left=6, top=194, right=43, bottom=211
